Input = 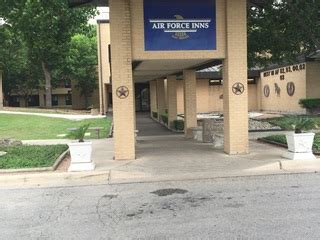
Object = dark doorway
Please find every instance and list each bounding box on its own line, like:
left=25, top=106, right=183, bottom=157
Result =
left=135, top=83, right=150, bottom=112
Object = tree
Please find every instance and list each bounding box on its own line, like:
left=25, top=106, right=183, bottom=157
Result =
left=0, top=24, right=41, bottom=107
left=248, top=0, right=320, bottom=67
left=0, top=0, right=96, bottom=107
left=64, top=26, right=98, bottom=108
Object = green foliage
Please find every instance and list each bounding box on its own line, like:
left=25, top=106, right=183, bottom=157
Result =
left=0, top=26, right=41, bottom=103
left=299, top=99, right=320, bottom=114
left=0, top=145, right=68, bottom=169
left=264, top=135, right=287, bottom=145
left=173, top=120, right=184, bottom=131
left=248, top=1, right=320, bottom=67
left=66, top=124, right=90, bottom=142
left=152, top=112, right=158, bottom=119
left=269, top=116, right=318, bottom=133
left=0, top=0, right=97, bottom=107
left=160, top=113, right=168, bottom=126
left=64, top=26, right=98, bottom=107
left=0, top=114, right=111, bottom=140
left=262, top=134, right=320, bottom=151
left=290, top=118, right=317, bottom=133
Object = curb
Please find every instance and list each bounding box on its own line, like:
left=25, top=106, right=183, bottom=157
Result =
left=0, top=149, right=69, bottom=174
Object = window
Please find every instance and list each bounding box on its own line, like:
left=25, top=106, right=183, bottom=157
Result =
left=52, top=95, right=59, bottom=106
left=65, top=94, right=72, bottom=105
left=209, top=79, right=222, bottom=86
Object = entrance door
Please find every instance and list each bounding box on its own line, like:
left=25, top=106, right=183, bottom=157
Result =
left=135, top=83, right=150, bottom=112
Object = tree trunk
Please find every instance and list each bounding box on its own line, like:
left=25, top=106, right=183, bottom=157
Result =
left=84, top=95, right=89, bottom=109
left=41, top=61, right=52, bottom=108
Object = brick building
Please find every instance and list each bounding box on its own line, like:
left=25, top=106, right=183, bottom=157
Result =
left=69, top=0, right=251, bottom=160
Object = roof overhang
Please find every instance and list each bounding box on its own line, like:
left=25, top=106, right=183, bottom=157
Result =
left=68, top=0, right=264, bottom=8
left=68, top=0, right=108, bottom=8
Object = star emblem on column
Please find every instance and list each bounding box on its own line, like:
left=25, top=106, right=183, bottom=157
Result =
left=116, top=86, right=129, bottom=99
left=232, top=82, right=245, bottom=95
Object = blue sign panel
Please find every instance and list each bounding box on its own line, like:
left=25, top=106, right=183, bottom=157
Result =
left=144, top=0, right=216, bottom=51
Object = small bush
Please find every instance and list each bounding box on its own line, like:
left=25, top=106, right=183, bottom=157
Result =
left=262, top=134, right=320, bottom=151
left=299, top=98, right=320, bottom=114
left=161, top=113, right=168, bottom=126
left=152, top=112, right=158, bottom=119
left=173, top=120, right=184, bottom=131
left=279, top=117, right=317, bottom=133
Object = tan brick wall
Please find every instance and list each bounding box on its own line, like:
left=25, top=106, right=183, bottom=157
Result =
left=97, top=22, right=111, bottom=114
left=260, top=63, right=307, bottom=113
left=167, top=75, right=177, bottom=128
left=176, top=79, right=258, bottom=114
left=97, top=23, right=111, bottom=85
left=130, top=0, right=226, bottom=60
left=306, top=62, right=320, bottom=98
left=110, top=0, right=135, bottom=160
left=223, top=0, right=249, bottom=154
left=156, top=79, right=166, bottom=118
left=149, top=80, right=157, bottom=116
left=183, top=70, right=197, bottom=138
left=0, top=70, right=3, bottom=108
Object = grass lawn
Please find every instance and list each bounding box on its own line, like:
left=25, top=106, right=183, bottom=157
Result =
left=0, top=145, right=68, bottom=169
left=0, top=114, right=112, bottom=140
left=267, top=115, right=320, bottom=130
left=262, top=134, right=320, bottom=152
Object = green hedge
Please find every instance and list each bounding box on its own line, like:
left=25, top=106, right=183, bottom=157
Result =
left=173, top=120, right=184, bottom=131
left=152, top=112, right=158, bottom=119
left=160, top=113, right=168, bottom=126
left=299, top=98, right=320, bottom=113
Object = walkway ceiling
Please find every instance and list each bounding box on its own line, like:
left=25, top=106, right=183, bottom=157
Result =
left=68, top=0, right=265, bottom=8
left=133, top=59, right=214, bottom=82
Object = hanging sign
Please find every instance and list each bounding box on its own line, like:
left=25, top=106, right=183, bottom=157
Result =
left=144, top=0, right=217, bottom=51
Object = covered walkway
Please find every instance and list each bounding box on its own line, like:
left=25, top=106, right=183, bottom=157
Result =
left=136, top=113, right=178, bottom=137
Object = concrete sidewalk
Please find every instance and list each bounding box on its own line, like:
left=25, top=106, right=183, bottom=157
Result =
left=0, top=110, right=105, bottom=120
left=1, top=135, right=320, bottom=189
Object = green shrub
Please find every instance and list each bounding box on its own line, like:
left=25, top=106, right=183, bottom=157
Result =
left=66, top=124, right=90, bottom=142
left=282, top=117, right=317, bottom=133
left=264, top=135, right=287, bottom=145
left=161, top=113, right=168, bottom=126
left=262, top=134, right=320, bottom=151
left=299, top=98, right=320, bottom=114
left=152, top=112, right=158, bottom=119
left=173, top=120, right=184, bottom=131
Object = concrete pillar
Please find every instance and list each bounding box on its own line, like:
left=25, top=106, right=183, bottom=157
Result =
left=156, top=79, right=166, bottom=120
left=167, top=75, right=177, bottom=129
left=110, top=0, right=135, bottom=160
left=223, top=0, right=249, bottom=154
left=0, top=70, right=3, bottom=109
left=150, top=80, right=157, bottom=118
left=183, top=70, right=197, bottom=138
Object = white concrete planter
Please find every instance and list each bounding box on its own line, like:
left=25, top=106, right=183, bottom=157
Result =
left=68, top=141, right=95, bottom=172
left=283, top=132, right=316, bottom=160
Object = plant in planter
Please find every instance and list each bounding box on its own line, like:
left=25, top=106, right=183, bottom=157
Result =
left=283, top=117, right=318, bottom=160
left=67, top=124, right=95, bottom=172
